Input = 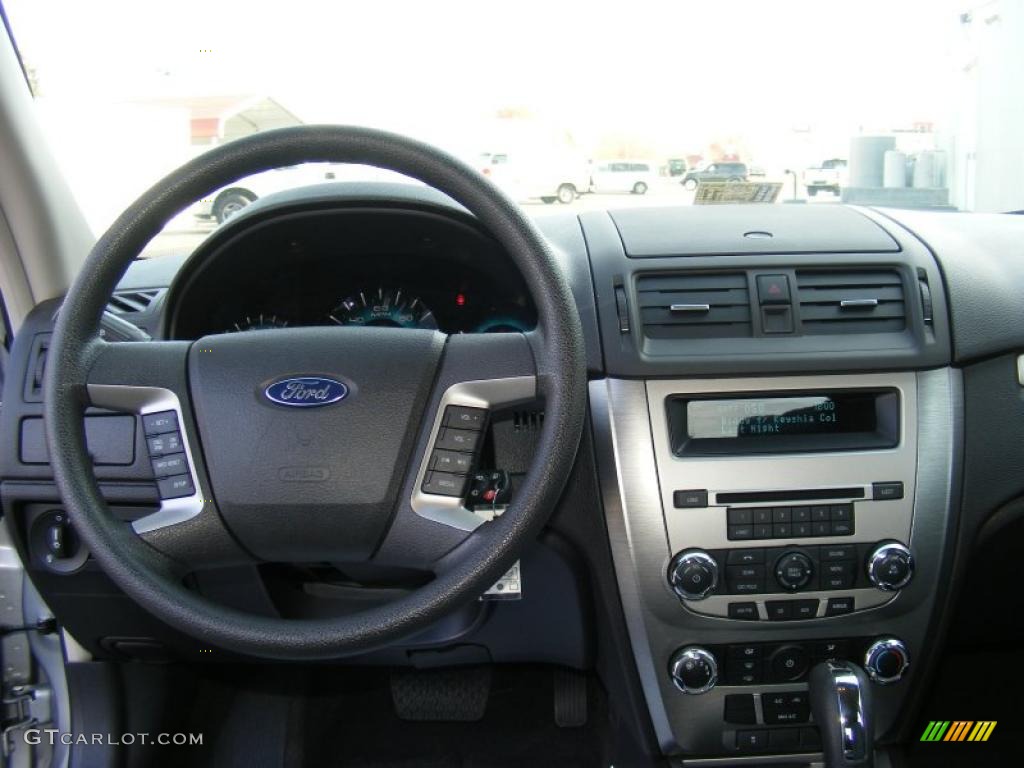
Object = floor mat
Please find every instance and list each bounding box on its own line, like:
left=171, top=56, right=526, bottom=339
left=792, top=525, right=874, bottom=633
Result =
left=300, top=665, right=609, bottom=768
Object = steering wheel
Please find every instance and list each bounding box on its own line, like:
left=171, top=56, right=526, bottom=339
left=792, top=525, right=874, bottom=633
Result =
left=44, top=126, right=587, bottom=660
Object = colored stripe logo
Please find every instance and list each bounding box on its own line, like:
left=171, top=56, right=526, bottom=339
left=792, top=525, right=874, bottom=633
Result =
left=920, top=721, right=996, bottom=742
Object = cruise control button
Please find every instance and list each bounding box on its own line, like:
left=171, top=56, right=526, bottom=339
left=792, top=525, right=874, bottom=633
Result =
left=443, top=406, right=487, bottom=431
left=435, top=428, right=480, bottom=452
left=151, top=453, right=188, bottom=478
left=157, top=473, right=194, bottom=499
left=147, top=431, right=183, bottom=456
left=142, top=410, right=178, bottom=436
left=431, top=449, right=474, bottom=474
left=421, top=472, right=468, bottom=497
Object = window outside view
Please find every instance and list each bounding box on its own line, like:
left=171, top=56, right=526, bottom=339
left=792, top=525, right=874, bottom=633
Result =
left=4, top=0, right=1023, bottom=259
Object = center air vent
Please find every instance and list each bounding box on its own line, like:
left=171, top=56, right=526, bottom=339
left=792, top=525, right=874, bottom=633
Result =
left=796, top=269, right=906, bottom=335
left=637, top=272, right=752, bottom=339
left=107, top=289, right=161, bottom=315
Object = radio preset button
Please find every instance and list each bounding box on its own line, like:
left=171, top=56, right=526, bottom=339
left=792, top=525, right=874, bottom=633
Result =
left=728, top=508, right=754, bottom=525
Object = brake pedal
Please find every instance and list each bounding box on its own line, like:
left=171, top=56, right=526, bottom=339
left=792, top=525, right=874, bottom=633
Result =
left=553, top=667, right=588, bottom=728
left=390, top=666, right=491, bottom=722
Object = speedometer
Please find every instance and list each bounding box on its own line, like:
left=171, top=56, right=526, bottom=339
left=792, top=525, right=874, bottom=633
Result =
left=228, top=313, right=289, bottom=332
left=329, top=287, right=438, bottom=330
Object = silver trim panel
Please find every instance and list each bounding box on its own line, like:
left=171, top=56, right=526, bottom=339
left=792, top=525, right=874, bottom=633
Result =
left=593, top=369, right=961, bottom=756
left=410, top=376, right=536, bottom=531
left=86, top=385, right=204, bottom=533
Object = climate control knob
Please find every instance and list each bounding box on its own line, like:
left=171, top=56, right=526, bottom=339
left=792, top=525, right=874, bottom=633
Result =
left=775, top=551, right=814, bottom=591
left=864, top=637, right=910, bottom=684
left=668, top=550, right=718, bottom=600
left=867, top=542, right=914, bottom=591
left=669, top=647, right=718, bottom=694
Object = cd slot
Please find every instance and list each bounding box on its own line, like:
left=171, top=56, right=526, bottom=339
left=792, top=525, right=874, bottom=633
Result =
left=716, top=487, right=865, bottom=504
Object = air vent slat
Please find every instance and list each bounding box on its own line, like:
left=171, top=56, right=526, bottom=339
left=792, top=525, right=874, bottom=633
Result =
left=796, top=269, right=907, bottom=336
left=642, top=305, right=752, bottom=325
left=800, top=303, right=906, bottom=321
left=637, top=289, right=749, bottom=308
left=107, top=289, right=161, bottom=314
left=797, top=286, right=905, bottom=304
left=638, top=271, right=752, bottom=340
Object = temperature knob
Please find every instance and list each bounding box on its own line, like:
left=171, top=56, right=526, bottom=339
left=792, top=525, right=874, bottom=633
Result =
left=864, top=637, right=910, bottom=684
left=669, top=647, right=718, bottom=694
left=867, top=542, right=914, bottom=591
left=668, top=550, right=719, bottom=600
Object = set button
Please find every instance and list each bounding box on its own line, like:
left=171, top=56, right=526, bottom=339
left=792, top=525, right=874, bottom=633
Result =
left=142, top=410, right=195, bottom=500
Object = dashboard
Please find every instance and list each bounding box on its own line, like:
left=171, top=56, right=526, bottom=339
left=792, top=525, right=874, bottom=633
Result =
left=3, top=183, right=1024, bottom=766
left=167, top=203, right=536, bottom=339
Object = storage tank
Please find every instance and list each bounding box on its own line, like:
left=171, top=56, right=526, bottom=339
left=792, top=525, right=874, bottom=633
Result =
left=848, top=136, right=897, bottom=188
left=883, top=150, right=907, bottom=188
left=913, top=150, right=946, bottom=188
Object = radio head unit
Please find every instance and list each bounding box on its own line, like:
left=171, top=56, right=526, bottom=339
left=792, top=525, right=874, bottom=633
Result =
left=667, top=389, right=899, bottom=455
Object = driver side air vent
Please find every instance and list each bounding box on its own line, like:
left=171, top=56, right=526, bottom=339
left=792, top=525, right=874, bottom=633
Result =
left=107, top=289, right=161, bottom=315
left=637, top=272, right=752, bottom=339
left=795, top=269, right=906, bottom=335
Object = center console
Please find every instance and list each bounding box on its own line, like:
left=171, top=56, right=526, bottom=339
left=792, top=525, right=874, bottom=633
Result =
left=581, top=205, right=959, bottom=762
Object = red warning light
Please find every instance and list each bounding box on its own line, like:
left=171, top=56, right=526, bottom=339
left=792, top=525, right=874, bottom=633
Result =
left=455, top=293, right=467, bottom=307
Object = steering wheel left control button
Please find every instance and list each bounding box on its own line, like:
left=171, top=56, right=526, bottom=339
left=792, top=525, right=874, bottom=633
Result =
left=157, top=474, right=196, bottom=500
left=142, top=410, right=179, bottom=436
left=422, top=472, right=468, bottom=497
left=435, top=428, right=481, bottom=452
left=443, top=406, right=487, bottom=430
left=151, top=453, right=188, bottom=477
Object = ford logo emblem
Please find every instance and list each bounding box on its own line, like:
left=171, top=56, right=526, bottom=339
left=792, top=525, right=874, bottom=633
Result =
left=264, top=376, right=349, bottom=407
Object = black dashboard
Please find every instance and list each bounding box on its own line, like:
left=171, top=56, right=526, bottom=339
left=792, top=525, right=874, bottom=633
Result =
left=4, top=182, right=1024, bottom=765
left=167, top=202, right=536, bottom=339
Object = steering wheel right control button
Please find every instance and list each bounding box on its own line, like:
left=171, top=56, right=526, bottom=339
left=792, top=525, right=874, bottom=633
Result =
left=775, top=551, right=814, bottom=591
left=867, top=542, right=914, bottom=591
left=421, top=405, right=489, bottom=498
left=668, top=550, right=719, bottom=600
left=669, top=647, right=718, bottom=694
left=864, top=637, right=910, bottom=684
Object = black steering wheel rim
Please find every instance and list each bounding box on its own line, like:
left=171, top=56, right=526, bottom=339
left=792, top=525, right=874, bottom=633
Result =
left=44, top=125, right=587, bottom=660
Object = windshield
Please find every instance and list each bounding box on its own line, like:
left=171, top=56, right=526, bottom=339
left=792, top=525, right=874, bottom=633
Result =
left=5, top=0, right=1022, bottom=257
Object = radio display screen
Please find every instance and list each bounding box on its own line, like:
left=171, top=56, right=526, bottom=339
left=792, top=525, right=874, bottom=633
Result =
left=668, top=389, right=899, bottom=455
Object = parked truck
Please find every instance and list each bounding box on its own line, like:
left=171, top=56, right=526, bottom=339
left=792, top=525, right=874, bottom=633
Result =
left=802, top=158, right=848, bottom=196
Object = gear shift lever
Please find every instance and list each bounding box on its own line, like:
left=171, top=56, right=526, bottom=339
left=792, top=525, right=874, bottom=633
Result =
left=808, top=661, right=873, bottom=767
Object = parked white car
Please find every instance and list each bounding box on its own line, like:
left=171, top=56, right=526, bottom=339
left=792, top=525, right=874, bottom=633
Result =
left=193, top=163, right=351, bottom=223
left=478, top=153, right=590, bottom=204
left=589, top=161, right=657, bottom=195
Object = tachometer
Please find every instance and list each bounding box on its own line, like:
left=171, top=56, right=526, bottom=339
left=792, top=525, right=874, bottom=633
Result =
left=329, top=287, right=438, bottom=329
left=228, top=313, right=289, bottom=332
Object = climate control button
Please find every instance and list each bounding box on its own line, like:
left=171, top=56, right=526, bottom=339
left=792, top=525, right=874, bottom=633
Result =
left=775, top=551, right=814, bottom=591
left=669, top=647, right=718, bottom=694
